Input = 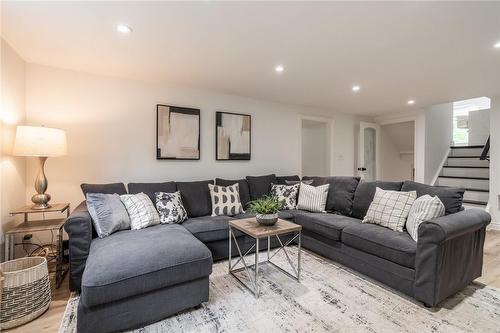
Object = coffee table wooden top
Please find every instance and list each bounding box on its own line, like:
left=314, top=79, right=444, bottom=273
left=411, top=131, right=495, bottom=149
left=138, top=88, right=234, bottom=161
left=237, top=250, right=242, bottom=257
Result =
left=229, top=218, right=302, bottom=238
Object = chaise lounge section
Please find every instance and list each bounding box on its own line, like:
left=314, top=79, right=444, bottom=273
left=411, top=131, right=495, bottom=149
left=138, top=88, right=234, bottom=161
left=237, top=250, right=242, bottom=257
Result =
left=65, top=175, right=491, bottom=332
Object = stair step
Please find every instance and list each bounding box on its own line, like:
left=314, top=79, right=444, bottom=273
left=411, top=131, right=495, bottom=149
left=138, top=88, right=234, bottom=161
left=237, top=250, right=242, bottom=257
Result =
left=446, top=157, right=490, bottom=167
left=450, top=145, right=485, bottom=149
left=441, top=166, right=489, bottom=178
left=463, top=199, right=488, bottom=206
left=439, top=176, right=489, bottom=180
left=464, top=190, right=490, bottom=202
left=438, top=177, right=489, bottom=190
left=449, top=147, right=484, bottom=157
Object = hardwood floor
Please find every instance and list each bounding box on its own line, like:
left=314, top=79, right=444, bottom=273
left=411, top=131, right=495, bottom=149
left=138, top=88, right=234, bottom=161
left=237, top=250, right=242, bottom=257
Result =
left=6, top=230, right=500, bottom=333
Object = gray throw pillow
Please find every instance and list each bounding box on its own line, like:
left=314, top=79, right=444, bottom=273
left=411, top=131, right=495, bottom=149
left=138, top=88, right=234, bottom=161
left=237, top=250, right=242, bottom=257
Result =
left=86, top=193, right=131, bottom=238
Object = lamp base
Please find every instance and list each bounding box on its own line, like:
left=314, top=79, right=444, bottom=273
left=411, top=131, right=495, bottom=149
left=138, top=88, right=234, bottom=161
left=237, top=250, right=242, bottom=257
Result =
left=31, top=203, right=52, bottom=210
left=31, top=193, right=51, bottom=210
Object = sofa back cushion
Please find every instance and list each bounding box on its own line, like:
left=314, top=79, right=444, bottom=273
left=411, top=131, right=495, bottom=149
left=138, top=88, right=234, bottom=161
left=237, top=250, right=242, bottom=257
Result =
left=276, top=175, right=300, bottom=185
left=81, top=183, right=127, bottom=197
left=302, top=176, right=360, bottom=215
left=127, top=182, right=176, bottom=205
left=215, top=178, right=251, bottom=208
left=351, top=181, right=403, bottom=219
left=176, top=180, right=214, bottom=217
left=246, top=174, right=277, bottom=200
left=401, top=181, right=465, bottom=215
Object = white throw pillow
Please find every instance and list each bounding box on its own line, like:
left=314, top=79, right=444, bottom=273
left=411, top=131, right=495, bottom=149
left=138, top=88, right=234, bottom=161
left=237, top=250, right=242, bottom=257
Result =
left=270, top=183, right=300, bottom=210
left=208, top=183, right=244, bottom=216
left=363, top=187, right=417, bottom=232
left=120, top=192, right=160, bottom=230
left=297, top=183, right=330, bottom=213
left=156, top=191, right=188, bottom=224
left=405, top=194, right=445, bottom=241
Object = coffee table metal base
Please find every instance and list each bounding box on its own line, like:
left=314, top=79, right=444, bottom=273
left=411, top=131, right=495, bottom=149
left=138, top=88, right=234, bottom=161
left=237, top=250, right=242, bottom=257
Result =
left=228, top=227, right=301, bottom=298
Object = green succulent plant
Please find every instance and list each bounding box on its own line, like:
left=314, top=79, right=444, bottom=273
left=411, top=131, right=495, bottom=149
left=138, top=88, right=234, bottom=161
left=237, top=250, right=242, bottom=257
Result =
left=248, top=195, right=284, bottom=215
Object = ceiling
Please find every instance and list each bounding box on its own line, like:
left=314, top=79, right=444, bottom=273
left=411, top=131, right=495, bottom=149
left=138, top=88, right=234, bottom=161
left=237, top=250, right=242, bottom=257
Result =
left=2, top=1, right=500, bottom=116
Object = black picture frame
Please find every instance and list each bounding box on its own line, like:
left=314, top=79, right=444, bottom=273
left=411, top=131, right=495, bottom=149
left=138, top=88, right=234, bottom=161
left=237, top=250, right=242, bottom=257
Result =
left=156, top=104, right=201, bottom=160
left=215, top=111, right=251, bottom=160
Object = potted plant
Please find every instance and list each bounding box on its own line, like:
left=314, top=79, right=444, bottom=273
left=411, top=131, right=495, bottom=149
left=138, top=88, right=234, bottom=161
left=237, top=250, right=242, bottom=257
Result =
left=248, top=195, right=283, bottom=226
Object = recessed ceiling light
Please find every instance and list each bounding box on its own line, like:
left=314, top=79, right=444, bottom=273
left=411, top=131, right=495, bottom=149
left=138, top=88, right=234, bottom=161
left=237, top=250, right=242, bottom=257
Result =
left=275, top=65, right=284, bottom=73
left=407, top=100, right=415, bottom=105
left=494, top=41, right=500, bottom=49
left=116, top=24, right=132, bottom=34
left=352, top=85, right=361, bottom=92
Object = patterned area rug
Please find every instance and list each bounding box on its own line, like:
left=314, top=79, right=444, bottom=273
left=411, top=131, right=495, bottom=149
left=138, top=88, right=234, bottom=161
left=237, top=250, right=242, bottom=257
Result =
left=59, top=247, right=500, bottom=333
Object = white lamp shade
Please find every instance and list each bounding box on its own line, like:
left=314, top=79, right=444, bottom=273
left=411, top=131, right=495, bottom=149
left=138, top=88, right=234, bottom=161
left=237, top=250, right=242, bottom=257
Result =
left=13, top=126, right=67, bottom=157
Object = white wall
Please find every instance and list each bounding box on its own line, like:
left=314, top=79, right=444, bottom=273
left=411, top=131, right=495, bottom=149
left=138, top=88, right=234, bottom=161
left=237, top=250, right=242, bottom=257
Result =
left=1, top=39, right=26, bottom=260
left=468, top=109, right=490, bottom=146
left=25, top=64, right=365, bottom=210
left=489, top=96, right=499, bottom=227
left=379, top=122, right=414, bottom=182
left=301, top=121, right=327, bottom=176
left=424, top=103, right=453, bottom=184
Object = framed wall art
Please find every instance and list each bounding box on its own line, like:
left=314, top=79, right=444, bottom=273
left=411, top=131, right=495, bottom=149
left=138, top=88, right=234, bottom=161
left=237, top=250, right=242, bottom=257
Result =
left=216, top=111, right=251, bottom=160
left=157, top=104, right=200, bottom=160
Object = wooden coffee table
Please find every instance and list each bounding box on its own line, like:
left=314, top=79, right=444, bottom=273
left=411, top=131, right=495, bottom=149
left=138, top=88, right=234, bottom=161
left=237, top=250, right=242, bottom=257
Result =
left=228, top=217, right=302, bottom=298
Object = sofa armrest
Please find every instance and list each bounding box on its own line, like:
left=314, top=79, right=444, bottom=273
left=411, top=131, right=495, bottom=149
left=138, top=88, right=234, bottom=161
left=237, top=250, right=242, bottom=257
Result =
left=64, top=201, right=94, bottom=291
left=414, top=209, right=491, bottom=306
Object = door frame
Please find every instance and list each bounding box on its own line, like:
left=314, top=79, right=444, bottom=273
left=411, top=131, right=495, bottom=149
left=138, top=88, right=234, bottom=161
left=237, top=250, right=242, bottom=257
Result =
left=358, top=121, right=381, bottom=180
left=298, top=115, right=335, bottom=178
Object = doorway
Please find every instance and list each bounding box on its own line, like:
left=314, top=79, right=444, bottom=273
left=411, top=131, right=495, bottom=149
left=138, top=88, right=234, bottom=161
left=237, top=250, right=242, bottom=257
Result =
left=300, top=117, right=333, bottom=177
left=358, top=122, right=380, bottom=181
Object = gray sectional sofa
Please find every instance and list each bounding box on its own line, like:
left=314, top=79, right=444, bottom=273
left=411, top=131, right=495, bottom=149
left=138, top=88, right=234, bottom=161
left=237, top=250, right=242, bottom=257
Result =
left=65, top=175, right=491, bottom=333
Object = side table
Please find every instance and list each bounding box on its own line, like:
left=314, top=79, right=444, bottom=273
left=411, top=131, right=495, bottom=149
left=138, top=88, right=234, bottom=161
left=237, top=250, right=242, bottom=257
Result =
left=6, top=203, right=70, bottom=289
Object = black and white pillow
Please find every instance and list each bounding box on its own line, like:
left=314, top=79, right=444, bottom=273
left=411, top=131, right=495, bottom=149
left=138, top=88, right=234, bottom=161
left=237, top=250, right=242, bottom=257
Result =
left=270, top=183, right=300, bottom=210
left=120, top=192, right=160, bottom=230
left=208, top=183, right=244, bottom=216
left=285, top=179, right=314, bottom=186
left=156, top=191, right=188, bottom=224
left=296, top=183, right=330, bottom=213
left=363, top=187, right=417, bottom=232
left=405, top=194, right=445, bottom=241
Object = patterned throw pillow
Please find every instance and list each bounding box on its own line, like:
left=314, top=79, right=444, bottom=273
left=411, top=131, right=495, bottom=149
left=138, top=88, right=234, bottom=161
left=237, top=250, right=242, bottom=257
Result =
left=156, top=191, right=188, bottom=224
left=208, top=183, right=244, bottom=216
left=270, top=183, right=300, bottom=210
left=363, top=187, right=417, bottom=232
left=120, top=192, right=160, bottom=230
left=284, top=179, right=314, bottom=186
left=406, top=195, right=445, bottom=241
left=296, top=183, right=330, bottom=213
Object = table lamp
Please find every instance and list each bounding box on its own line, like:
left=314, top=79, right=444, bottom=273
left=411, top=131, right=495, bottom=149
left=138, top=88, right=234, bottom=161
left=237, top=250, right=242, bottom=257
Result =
left=13, top=125, right=67, bottom=209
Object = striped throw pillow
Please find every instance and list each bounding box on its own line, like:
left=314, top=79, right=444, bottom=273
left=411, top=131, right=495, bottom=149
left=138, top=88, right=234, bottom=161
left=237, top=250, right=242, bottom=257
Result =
left=297, top=183, right=330, bottom=213
left=406, top=195, right=445, bottom=241
left=363, top=187, right=417, bottom=232
left=120, top=193, right=160, bottom=230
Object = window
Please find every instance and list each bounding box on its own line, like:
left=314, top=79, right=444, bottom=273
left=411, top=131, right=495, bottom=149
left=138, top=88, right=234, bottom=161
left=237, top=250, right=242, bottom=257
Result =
left=452, top=97, right=490, bottom=146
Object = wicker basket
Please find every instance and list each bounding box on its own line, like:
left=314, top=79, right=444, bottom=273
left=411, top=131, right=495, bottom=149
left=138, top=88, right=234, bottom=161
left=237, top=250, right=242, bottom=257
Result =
left=0, top=257, right=51, bottom=329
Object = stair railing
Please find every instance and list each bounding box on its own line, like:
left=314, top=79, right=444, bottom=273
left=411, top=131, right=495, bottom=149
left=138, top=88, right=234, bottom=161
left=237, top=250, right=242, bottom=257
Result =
left=480, top=136, right=490, bottom=161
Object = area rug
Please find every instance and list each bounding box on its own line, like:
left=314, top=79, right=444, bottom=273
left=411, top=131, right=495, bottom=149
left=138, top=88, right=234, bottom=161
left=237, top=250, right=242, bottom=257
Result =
left=59, top=247, right=500, bottom=333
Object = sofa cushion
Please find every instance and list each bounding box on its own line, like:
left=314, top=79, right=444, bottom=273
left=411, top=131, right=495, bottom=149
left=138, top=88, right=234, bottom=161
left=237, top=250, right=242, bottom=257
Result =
left=246, top=174, right=277, bottom=200
left=81, top=183, right=127, bottom=197
left=81, top=224, right=212, bottom=307
left=342, top=223, right=416, bottom=268
left=294, top=213, right=361, bottom=241
left=276, top=175, right=300, bottom=185
left=302, top=176, right=360, bottom=215
left=182, top=215, right=243, bottom=243
left=401, top=181, right=465, bottom=215
left=277, top=209, right=305, bottom=221
left=176, top=180, right=214, bottom=217
left=351, top=181, right=404, bottom=219
left=127, top=182, right=176, bottom=205
left=215, top=178, right=251, bottom=208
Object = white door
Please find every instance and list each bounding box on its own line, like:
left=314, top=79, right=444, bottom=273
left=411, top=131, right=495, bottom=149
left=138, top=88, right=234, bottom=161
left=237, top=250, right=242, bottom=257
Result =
left=358, top=122, right=380, bottom=181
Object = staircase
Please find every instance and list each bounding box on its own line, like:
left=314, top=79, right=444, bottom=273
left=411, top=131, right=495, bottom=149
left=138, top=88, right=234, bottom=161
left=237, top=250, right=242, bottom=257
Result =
left=436, top=142, right=490, bottom=209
